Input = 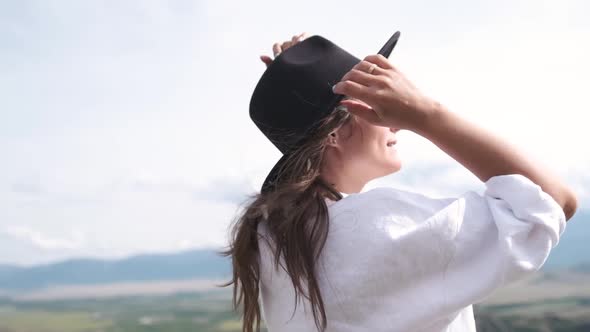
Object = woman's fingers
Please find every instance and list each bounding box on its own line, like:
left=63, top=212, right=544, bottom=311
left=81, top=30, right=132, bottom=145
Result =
left=335, top=60, right=392, bottom=94
left=294, top=32, right=308, bottom=43
left=269, top=33, right=309, bottom=61
left=333, top=80, right=372, bottom=103
left=350, top=60, right=388, bottom=77
left=262, top=33, right=309, bottom=67
left=340, top=68, right=383, bottom=87
left=260, top=55, right=273, bottom=66
left=363, top=54, right=395, bottom=70
left=337, top=58, right=398, bottom=95
left=338, top=99, right=384, bottom=125
left=272, top=43, right=282, bottom=57
left=281, top=40, right=293, bottom=51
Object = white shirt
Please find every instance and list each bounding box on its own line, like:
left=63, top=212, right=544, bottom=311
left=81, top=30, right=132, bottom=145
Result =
left=256, top=174, right=566, bottom=332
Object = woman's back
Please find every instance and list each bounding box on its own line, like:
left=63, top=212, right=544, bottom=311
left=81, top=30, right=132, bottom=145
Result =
left=257, top=173, right=566, bottom=331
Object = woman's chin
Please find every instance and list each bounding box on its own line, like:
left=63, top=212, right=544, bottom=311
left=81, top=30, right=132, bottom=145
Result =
left=388, top=160, right=402, bottom=174
left=377, top=161, right=401, bottom=177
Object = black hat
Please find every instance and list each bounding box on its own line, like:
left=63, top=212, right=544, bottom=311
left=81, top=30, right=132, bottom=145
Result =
left=249, top=31, right=401, bottom=194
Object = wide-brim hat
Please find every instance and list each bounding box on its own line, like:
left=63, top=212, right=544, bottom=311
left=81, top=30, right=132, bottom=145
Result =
left=250, top=31, right=401, bottom=194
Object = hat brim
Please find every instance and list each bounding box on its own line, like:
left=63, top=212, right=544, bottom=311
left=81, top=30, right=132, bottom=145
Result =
left=378, top=31, right=401, bottom=58
left=260, top=31, right=401, bottom=194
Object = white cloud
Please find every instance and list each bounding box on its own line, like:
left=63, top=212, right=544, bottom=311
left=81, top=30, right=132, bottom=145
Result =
left=0, top=0, right=587, bottom=265
left=1, top=225, right=86, bottom=250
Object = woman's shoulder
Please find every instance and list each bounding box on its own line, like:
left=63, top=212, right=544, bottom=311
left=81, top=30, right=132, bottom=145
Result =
left=332, top=185, right=458, bottom=214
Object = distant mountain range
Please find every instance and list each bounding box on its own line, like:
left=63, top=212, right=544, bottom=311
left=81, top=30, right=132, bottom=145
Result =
left=0, top=210, right=587, bottom=293
left=0, top=249, right=231, bottom=292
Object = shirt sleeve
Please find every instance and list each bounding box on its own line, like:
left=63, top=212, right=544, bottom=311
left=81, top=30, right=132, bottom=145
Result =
left=428, top=173, right=567, bottom=311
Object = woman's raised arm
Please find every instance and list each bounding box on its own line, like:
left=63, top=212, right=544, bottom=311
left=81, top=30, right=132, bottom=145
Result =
left=413, top=102, right=578, bottom=221
left=333, top=54, right=578, bottom=221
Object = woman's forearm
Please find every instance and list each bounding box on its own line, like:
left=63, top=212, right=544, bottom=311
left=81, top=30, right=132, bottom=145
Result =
left=412, top=103, right=578, bottom=221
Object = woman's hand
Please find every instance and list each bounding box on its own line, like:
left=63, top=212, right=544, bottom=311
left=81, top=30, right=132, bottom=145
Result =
left=260, top=32, right=309, bottom=67
left=333, top=55, right=441, bottom=132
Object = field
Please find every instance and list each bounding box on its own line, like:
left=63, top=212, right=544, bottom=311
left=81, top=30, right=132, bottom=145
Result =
left=1, top=272, right=590, bottom=331
left=0, top=290, right=252, bottom=332
left=474, top=271, right=590, bottom=331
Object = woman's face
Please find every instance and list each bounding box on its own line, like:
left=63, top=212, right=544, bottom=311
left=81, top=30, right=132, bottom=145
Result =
left=321, top=110, right=401, bottom=192
left=339, top=115, right=401, bottom=176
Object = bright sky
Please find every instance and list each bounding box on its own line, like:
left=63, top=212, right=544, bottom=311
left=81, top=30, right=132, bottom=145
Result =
left=1, top=0, right=588, bottom=266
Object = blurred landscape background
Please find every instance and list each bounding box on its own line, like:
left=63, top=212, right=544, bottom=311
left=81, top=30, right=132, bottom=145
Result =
left=1, top=0, right=588, bottom=331
left=1, top=230, right=590, bottom=332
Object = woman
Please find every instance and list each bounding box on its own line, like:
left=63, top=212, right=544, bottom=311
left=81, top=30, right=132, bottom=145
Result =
left=219, top=32, right=579, bottom=332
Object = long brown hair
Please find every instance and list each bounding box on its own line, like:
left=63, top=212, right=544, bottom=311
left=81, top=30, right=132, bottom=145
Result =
left=217, top=104, right=355, bottom=332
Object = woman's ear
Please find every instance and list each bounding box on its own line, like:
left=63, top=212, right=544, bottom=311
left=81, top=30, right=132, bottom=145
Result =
left=327, top=131, right=338, bottom=146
